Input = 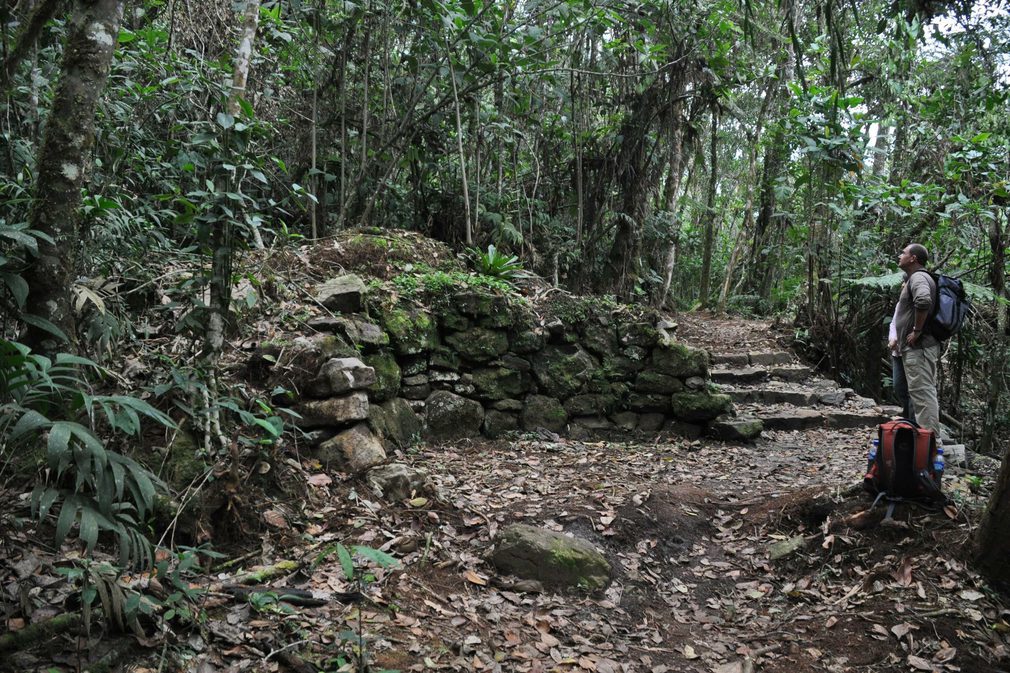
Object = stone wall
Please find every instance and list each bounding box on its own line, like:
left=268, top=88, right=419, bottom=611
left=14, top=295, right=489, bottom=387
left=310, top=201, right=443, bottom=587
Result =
left=252, top=274, right=737, bottom=474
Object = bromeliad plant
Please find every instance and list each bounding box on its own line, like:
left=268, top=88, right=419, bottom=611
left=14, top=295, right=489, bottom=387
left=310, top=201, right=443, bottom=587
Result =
left=0, top=339, right=175, bottom=568
left=473, top=244, right=523, bottom=280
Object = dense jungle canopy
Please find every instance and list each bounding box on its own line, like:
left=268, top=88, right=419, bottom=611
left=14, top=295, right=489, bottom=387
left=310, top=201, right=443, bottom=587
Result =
left=3, top=0, right=1010, bottom=669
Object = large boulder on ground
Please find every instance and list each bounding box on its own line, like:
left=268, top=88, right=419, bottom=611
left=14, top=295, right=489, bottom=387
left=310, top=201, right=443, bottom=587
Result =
left=444, top=327, right=509, bottom=363
left=651, top=343, right=709, bottom=378
left=532, top=345, right=599, bottom=399
left=367, top=463, right=429, bottom=501
left=491, top=524, right=611, bottom=591
left=315, top=274, right=366, bottom=313
left=305, top=357, right=376, bottom=398
left=296, top=392, right=369, bottom=429
left=521, top=395, right=567, bottom=432
left=425, top=390, right=484, bottom=440
left=368, top=397, right=422, bottom=448
left=670, top=392, right=732, bottom=423
left=317, top=423, right=386, bottom=473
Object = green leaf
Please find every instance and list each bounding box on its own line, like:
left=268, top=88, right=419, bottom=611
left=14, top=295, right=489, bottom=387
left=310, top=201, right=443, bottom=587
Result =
left=21, top=314, right=69, bottom=343
left=55, top=496, right=80, bottom=544
left=353, top=545, right=400, bottom=568
left=80, top=508, right=99, bottom=555
left=217, top=112, right=235, bottom=129
left=337, top=543, right=355, bottom=581
left=10, top=409, right=51, bottom=441
left=47, top=422, right=73, bottom=471
left=238, top=97, right=254, bottom=118
left=1, top=273, right=29, bottom=308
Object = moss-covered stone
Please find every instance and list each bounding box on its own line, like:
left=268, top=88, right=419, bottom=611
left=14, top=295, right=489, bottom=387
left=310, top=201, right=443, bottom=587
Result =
left=633, top=371, right=685, bottom=395
left=652, top=343, right=709, bottom=378
left=163, top=430, right=209, bottom=490
left=471, top=365, right=528, bottom=401
left=618, top=321, right=660, bottom=348
left=510, top=329, right=547, bottom=354
left=363, top=351, right=401, bottom=402
left=564, top=394, right=617, bottom=417
left=314, top=274, right=366, bottom=313
left=521, top=395, right=568, bottom=432
left=368, top=397, right=423, bottom=448
left=444, top=327, right=509, bottom=363
left=491, top=524, right=611, bottom=592
left=670, top=392, right=732, bottom=422
left=456, top=289, right=509, bottom=320
left=381, top=306, right=438, bottom=355
left=429, top=349, right=460, bottom=371
left=581, top=322, right=618, bottom=358
left=708, top=416, right=763, bottom=442
left=441, top=307, right=471, bottom=332
left=425, top=390, right=484, bottom=440
left=601, top=354, right=645, bottom=380
left=483, top=410, right=519, bottom=438
left=532, top=345, right=599, bottom=399
left=627, top=393, right=670, bottom=413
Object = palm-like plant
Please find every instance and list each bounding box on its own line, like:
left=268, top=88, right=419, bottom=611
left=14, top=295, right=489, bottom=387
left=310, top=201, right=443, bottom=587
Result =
left=1, top=340, right=174, bottom=568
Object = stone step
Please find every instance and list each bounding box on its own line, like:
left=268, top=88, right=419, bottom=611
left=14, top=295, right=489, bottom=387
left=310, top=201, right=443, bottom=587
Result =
left=711, top=351, right=795, bottom=366
left=767, top=365, right=814, bottom=382
left=757, top=408, right=891, bottom=431
left=711, top=353, right=749, bottom=366
left=711, top=367, right=768, bottom=384
left=750, top=351, right=794, bottom=366
left=721, top=387, right=819, bottom=406
left=944, top=444, right=967, bottom=467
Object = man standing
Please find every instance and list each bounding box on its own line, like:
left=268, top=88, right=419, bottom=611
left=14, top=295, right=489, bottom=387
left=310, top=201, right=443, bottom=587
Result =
left=895, top=243, right=941, bottom=441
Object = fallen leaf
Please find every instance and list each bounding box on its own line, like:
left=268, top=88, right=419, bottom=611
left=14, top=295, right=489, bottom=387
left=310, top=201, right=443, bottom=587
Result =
left=825, top=616, right=838, bottom=629
left=933, top=647, right=956, bottom=663
left=262, top=510, right=287, bottom=529
left=891, top=623, right=917, bottom=639
left=907, top=655, right=933, bottom=671
left=408, top=497, right=429, bottom=507
left=944, top=505, right=958, bottom=519
left=307, top=473, right=332, bottom=487
left=713, top=661, right=744, bottom=673
left=959, top=590, right=984, bottom=601
left=684, top=645, right=699, bottom=659
left=892, top=557, right=914, bottom=587
left=463, top=570, right=488, bottom=586
left=541, top=632, right=560, bottom=648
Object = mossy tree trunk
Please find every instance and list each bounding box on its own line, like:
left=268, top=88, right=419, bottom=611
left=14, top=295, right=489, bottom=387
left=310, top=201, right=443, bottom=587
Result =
left=975, top=448, right=1010, bottom=583
left=22, top=0, right=124, bottom=354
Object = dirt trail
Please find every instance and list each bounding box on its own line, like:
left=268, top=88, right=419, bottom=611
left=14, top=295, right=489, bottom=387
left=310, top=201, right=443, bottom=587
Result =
left=4, top=314, right=1008, bottom=673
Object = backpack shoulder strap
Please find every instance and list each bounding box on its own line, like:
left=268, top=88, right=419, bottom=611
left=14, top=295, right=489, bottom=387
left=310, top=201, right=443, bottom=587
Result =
left=912, top=426, right=935, bottom=472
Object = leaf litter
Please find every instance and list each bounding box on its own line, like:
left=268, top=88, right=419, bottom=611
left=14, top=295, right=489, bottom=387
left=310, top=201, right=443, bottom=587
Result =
left=2, top=314, right=1009, bottom=673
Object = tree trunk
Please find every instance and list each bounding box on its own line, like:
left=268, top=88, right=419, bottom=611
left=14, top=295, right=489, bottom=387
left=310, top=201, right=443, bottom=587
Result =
left=698, top=109, right=719, bottom=309
left=204, top=0, right=261, bottom=359
left=975, top=446, right=1010, bottom=582
left=22, top=0, right=125, bottom=354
